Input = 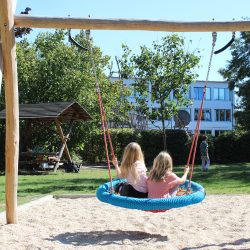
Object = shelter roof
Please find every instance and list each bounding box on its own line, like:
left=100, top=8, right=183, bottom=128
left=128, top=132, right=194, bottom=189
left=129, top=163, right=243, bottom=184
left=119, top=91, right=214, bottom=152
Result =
left=0, top=101, right=92, bottom=121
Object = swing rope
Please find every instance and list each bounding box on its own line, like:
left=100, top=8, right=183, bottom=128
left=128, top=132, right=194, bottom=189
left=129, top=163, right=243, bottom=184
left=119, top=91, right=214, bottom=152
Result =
left=87, top=31, right=217, bottom=194
left=86, top=32, right=116, bottom=192
left=187, top=32, right=217, bottom=189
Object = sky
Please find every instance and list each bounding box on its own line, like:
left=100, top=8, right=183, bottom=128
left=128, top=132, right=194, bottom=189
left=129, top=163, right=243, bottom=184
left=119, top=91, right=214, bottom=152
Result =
left=15, top=0, right=250, bottom=81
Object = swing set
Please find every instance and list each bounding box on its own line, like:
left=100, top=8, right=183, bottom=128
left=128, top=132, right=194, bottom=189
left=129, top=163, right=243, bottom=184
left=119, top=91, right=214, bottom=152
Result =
left=96, top=32, right=220, bottom=211
left=1, top=0, right=250, bottom=223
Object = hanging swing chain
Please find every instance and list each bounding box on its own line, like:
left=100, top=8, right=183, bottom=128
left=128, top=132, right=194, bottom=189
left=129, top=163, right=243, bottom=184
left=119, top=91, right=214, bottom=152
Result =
left=87, top=34, right=115, bottom=193
left=187, top=32, right=217, bottom=189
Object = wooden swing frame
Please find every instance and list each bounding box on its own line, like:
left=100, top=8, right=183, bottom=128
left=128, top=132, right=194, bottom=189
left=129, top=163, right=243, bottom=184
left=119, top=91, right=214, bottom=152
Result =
left=1, top=0, right=250, bottom=224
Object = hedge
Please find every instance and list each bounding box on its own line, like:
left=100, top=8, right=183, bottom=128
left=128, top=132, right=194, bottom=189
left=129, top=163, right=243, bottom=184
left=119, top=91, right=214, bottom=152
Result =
left=81, top=129, right=190, bottom=166
left=0, top=128, right=249, bottom=170
left=80, top=129, right=250, bottom=166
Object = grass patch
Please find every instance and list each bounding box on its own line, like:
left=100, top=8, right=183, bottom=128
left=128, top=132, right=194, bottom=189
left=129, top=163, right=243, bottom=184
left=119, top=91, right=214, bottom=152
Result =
left=173, top=163, right=250, bottom=194
left=0, top=163, right=250, bottom=212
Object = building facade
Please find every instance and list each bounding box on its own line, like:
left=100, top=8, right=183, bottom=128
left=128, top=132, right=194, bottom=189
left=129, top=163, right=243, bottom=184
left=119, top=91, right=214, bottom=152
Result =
left=183, top=80, right=235, bottom=136
left=111, top=77, right=235, bottom=136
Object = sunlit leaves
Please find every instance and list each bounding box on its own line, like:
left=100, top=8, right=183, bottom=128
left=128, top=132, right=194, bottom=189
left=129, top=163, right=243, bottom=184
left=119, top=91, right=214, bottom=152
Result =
left=219, top=31, right=250, bottom=131
left=119, top=34, right=200, bottom=130
left=5, top=29, right=131, bottom=154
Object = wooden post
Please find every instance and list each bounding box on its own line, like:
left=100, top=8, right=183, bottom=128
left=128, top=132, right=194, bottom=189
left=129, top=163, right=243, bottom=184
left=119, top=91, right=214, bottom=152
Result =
left=54, top=119, right=74, bottom=172
left=0, top=0, right=19, bottom=224
left=55, top=119, right=72, bottom=162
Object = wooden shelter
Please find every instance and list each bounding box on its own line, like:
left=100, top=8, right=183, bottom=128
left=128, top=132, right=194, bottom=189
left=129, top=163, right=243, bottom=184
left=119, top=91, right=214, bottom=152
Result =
left=0, top=101, right=91, bottom=171
left=1, top=0, right=250, bottom=224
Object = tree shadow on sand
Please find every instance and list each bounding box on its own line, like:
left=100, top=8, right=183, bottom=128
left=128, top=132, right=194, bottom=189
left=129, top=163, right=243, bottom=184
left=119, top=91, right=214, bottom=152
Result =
left=181, top=238, right=250, bottom=250
left=46, top=230, right=168, bottom=246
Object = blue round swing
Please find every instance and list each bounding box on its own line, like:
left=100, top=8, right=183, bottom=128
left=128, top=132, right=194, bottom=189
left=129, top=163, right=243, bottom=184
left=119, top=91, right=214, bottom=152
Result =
left=96, top=179, right=205, bottom=211
left=91, top=33, right=217, bottom=212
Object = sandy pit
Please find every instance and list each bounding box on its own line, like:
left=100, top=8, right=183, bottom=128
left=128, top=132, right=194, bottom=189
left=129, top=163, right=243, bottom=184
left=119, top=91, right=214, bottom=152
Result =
left=0, top=194, right=250, bottom=250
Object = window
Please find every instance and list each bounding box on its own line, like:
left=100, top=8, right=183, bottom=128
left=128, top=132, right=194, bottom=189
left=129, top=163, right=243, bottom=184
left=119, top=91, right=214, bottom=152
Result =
left=194, top=109, right=212, bottom=121
left=194, top=87, right=211, bottom=100
left=215, top=130, right=229, bottom=136
left=214, top=88, right=231, bottom=101
left=215, top=109, right=231, bottom=121
left=200, top=130, right=212, bottom=135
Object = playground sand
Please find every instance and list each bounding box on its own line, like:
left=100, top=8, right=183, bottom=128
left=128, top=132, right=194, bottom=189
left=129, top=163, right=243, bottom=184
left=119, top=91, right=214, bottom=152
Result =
left=0, top=195, right=250, bottom=250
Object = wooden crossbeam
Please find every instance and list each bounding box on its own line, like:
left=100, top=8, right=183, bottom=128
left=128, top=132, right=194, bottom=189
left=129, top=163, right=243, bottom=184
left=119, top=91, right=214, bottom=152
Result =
left=14, top=15, right=250, bottom=32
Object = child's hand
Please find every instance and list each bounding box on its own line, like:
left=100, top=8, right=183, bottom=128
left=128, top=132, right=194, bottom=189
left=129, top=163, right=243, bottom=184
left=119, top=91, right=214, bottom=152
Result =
left=184, top=165, right=190, bottom=174
left=112, top=157, right=119, bottom=168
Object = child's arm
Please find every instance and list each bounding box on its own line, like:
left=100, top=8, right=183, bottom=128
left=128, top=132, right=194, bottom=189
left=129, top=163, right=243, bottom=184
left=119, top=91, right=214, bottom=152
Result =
left=178, top=166, right=190, bottom=184
left=112, top=157, right=122, bottom=177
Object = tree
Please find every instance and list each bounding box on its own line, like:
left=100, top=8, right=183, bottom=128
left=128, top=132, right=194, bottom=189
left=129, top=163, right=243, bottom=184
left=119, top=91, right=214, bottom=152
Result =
left=0, top=29, right=130, bottom=162
left=119, top=34, right=200, bottom=149
left=219, top=32, right=250, bottom=131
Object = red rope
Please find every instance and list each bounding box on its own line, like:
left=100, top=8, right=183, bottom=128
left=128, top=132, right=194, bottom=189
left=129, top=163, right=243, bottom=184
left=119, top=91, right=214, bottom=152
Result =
left=99, top=100, right=116, bottom=161
left=88, top=37, right=116, bottom=193
left=96, top=90, right=114, bottom=192
left=187, top=32, right=217, bottom=188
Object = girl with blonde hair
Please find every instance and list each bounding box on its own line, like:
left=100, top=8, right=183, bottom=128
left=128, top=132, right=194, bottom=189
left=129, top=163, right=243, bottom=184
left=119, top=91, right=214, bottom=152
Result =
left=147, top=151, right=189, bottom=198
left=113, top=142, right=148, bottom=198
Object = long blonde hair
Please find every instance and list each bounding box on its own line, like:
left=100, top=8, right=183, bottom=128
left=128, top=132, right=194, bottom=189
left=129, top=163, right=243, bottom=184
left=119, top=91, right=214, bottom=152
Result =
left=120, top=142, right=145, bottom=183
left=148, top=151, right=173, bottom=181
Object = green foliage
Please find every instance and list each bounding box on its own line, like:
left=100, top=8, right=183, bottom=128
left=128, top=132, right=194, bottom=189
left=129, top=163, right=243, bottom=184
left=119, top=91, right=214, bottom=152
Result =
left=119, top=34, right=200, bottom=129
left=0, top=29, right=131, bottom=168
left=219, top=31, right=250, bottom=131
left=81, top=128, right=139, bottom=163
left=140, top=129, right=190, bottom=165
left=214, top=131, right=250, bottom=163
left=81, top=128, right=190, bottom=166
left=80, top=129, right=250, bottom=166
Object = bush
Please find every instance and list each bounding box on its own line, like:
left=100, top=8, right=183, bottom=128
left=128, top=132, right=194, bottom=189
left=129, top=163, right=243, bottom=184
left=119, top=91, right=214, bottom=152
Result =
left=80, top=129, right=249, bottom=166
left=81, top=128, right=190, bottom=166
left=214, top=131, right=250, bottom=163
left=1, top=126, right=248, bottom=171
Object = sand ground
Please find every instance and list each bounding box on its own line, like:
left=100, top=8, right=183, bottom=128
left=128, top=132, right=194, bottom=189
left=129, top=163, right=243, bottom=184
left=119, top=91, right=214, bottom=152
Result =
left=0, top=195, right=250, bottom=250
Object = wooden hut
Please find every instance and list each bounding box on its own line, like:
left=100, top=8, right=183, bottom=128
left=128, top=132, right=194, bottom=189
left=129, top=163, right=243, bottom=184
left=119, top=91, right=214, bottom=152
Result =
left=0, top=101, right=91, bottom=171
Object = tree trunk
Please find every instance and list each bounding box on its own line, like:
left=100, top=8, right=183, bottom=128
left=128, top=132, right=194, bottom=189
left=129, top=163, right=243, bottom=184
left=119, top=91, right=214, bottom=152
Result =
left=160, top=101, right=167, bottom=150
left=160, top=112, right=167, bottom=150
left=163, top=129, right=167, bottom=151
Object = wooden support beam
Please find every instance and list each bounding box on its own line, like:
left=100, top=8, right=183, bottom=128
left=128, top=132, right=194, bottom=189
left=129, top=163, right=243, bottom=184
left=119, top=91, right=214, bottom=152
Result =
left=0, top=0, right=19, bottom=224
left=55, top=119, right=72, bottom=163
left=54, top=119, right=74, bottom=172
left=14, top=15, right=250, bottom=32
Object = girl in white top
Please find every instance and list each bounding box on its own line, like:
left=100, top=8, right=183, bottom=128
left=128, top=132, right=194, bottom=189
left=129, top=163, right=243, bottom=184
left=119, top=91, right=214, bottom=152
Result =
left=113, top=142, right=148, bottom=198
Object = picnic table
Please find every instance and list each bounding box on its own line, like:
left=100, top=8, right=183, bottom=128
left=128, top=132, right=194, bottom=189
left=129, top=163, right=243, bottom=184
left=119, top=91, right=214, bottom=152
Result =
left=19, top=151, right=63, bottom=170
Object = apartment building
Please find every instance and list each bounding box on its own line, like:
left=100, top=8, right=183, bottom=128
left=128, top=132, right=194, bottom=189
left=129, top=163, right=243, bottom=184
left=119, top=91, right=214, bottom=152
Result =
left=111, top=77, right=235, bottom=136
left=182, top=80, right=235, bottom=136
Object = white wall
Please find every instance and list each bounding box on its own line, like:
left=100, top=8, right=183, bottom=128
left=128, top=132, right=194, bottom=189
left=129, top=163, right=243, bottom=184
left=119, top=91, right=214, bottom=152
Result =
left=110, top=77, right=235, bottom=135
left=187, top=80, right=235, bottom=135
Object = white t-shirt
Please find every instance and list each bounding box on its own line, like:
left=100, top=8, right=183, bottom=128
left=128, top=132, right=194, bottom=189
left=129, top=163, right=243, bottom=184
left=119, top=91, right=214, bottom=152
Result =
left=126, top=161, right=148, bottom=193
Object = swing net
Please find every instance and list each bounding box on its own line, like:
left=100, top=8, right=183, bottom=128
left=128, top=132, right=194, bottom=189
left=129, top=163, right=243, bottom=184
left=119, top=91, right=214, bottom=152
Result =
left=89, top=31, right=217, bottom=211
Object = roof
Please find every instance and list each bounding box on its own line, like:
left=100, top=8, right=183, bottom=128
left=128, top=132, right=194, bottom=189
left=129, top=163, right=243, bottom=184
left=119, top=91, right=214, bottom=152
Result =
left=0, top=102, right=92, bottom=121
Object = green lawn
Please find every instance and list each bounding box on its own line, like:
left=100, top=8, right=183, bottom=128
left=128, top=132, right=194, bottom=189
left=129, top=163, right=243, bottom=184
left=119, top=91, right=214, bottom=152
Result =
left=0, top=163, right=250, bottom=212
